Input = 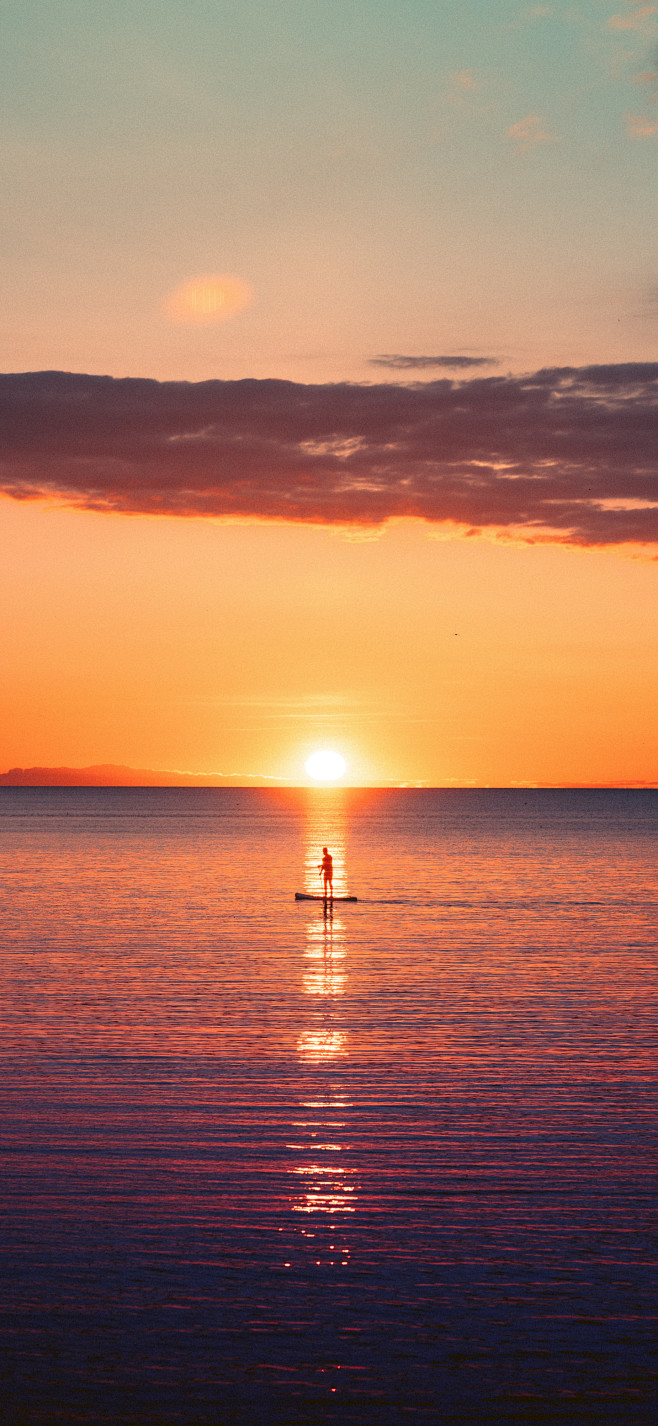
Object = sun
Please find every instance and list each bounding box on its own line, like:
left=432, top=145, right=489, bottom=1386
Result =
left=305, top=750, right=347, bottom=783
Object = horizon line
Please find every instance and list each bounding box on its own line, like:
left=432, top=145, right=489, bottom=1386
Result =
left=0, top=763, right=656, bottom=791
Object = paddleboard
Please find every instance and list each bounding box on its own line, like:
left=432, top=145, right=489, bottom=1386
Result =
left=295, top=892, right=357, bottom=902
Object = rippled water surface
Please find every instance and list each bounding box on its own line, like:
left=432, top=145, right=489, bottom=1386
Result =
left=0, top=788, right=656, bottom=1425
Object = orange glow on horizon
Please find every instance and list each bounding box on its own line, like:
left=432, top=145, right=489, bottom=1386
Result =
left=1, top=500, right=657, bottom=788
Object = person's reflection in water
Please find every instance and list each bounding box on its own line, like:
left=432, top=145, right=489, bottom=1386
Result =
left=303, top=910, right=346, bottom=1000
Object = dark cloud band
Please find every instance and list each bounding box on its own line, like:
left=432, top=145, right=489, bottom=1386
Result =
left=1, top=365, right=657, bottom=548
left=370, top=354, right=498, bottom=369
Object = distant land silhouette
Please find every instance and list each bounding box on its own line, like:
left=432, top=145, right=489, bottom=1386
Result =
left=0, top=765, right=656, bottom=789
left=0, top=764, right=272, bottom=787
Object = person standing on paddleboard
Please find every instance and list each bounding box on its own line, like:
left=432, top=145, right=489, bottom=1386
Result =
left=318, top=847, right=333, bottom=898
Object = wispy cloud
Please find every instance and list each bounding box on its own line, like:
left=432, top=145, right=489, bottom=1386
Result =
left=189, top=692, right=374, bottom=722
left=509, top=5, right=553, bottom=30
left=452, top=69, right=477, bottom=91
left=625, top=110, right=658, bottom=132
left=1, top=365, right=657, bottom=550
left=370, top=354, right=498, bottom=371
left=607, top=6, right=656, bottom=33
left=507, top=114, right=554, bottom=149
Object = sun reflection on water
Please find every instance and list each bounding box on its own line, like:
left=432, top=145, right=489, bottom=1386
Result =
left=291, top=1086, right=357, bottom=1217
left=303, top=914, right=347, bottom=997
left=289, top=797, right=358, bottom=1226
left=296, top=1028, right=347, bottom=1062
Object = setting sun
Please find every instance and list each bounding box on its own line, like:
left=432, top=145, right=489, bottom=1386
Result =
left=305, top=750, right=347, bottom=782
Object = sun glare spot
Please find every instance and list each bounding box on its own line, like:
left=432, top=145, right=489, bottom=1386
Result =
left=305, top=750, right=347, bottom=782
left=164, top=273, right=253, bottom=324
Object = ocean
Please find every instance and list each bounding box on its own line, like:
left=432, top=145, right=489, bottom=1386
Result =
left=0, top=787, right=655, bottom=1425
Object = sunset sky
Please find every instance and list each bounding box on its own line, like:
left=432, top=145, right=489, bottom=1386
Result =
left=1, top=0, right=657, bottom=786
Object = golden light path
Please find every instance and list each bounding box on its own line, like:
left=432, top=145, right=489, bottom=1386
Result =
left=289, top=799, right=357, bottom=1228
left=305, top=750, right=347, bottom=782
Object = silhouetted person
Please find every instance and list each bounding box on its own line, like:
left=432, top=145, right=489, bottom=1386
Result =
left=318, top=847, right=333, bottom=899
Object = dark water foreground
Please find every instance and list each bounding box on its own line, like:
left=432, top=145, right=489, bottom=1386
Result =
left=0, top=788, right=655, bottom=1425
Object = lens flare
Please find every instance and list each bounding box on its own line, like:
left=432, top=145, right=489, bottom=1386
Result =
left=305, top=750, right=347, bottom=782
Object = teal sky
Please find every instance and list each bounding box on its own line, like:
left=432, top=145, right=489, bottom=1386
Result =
left=2, top=0, right=656, bottom=381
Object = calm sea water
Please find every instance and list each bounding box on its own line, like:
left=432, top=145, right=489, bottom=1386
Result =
left=0, top=788, right=655, bottom=1425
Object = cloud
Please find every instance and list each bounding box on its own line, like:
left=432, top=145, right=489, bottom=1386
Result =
left=507, top=114, right=554, bottom=149
left=370, top=354, right=498, bottom=370
left=625, top=111, right=658, bottom=133
left=508, top=5, right=553, bottom=30
left=163, top=273, right=253, bottom=324
left=452, top=69, right=477, bottom=90
left=0, top=365, right=657, bottom=550
left=607, top=6, right=656, bottom=32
